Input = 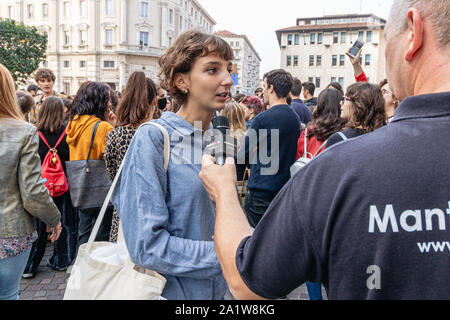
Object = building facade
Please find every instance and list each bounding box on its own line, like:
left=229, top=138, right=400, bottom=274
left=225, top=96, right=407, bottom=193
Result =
left=215, top=30, right=261, bottom=96
left=0, top=0, right=215, bottom=94
left=276, top=14, right=387, bottom=95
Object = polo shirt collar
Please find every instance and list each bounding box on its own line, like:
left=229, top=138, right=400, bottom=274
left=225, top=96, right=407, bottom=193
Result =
left=392, top=91, right=450, bottom=123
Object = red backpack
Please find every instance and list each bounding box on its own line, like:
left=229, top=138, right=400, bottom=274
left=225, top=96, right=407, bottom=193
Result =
left=38, top=130, right=69, bottom=198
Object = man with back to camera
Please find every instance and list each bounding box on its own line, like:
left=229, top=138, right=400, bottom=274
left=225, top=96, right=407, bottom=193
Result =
left=290, top=78, right=312, bottom=127
left=238, top=69, right=300, bottom=228
left=199, top=0, right=450, bottom=300
left=302, top=81, right=317, bottom=112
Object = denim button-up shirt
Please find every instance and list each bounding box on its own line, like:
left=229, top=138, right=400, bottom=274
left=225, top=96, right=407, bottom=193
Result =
left=111, top=112, right=226, bottom=300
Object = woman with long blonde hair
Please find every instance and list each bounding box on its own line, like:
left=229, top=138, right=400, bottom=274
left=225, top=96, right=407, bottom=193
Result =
left=220, top=101, right=247, bottom=149
left=0, top=63, right=61, bottom=300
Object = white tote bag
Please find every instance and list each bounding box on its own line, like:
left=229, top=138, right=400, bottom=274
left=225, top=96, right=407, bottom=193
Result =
left=64, top=123, right=170, bottom=300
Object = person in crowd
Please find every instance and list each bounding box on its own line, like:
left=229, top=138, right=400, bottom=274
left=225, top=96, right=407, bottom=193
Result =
left=16, top=91, right=35, bottom=121
left=23, top=97, right=77, bottom=278
left=61, top=98, right=72, bottom=124
left=198, top=0, right=450, bottom=300
left=296, top=88, right=346, bottom=160
left=290, top=78, right=312, bottom=127
left=105, top=72, right=158, bottom=243
left=27, top=84, right=39, bottom=99
left=379, top=79, right=401, bottom=123
left=0, top=63, right=61, bottom=300
left=238, top=69, right=300, bottom=228
left=241, top=96, right=263, bottom=130
left=302, top=82, right=317, bottom=112
left=254, top=87, right=263, bottom=98
left=233, top=93, right=246, bottom=103
left=163, top=95, right=174, bottom=112
left=326, top=82, right=386, bottom=148
left=111, top=30, right=234, bottom=300
left=347, top=47, right=400, bottom=123
left=326, top=82, right=344, bottom=96
left=220, top=101, right=247, bottom=182
left=30, top=68, right=58, bottom=124
left=106, top=89, right=119, bottom=127
left=66, top=81, right=114, bottom=248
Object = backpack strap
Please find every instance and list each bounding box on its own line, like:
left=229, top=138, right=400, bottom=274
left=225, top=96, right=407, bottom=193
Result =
left=38, top=131, right=51, bottom=150
left=301, top=128, right=314, bottom=159
left=313, top=140, right=329, bottom=158
left=53, top=129, right=67, bottom=150
left=338, top=132, right=348, bottom=141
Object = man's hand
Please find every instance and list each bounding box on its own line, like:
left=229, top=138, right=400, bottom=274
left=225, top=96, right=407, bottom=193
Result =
left=199, top=155, right=237, bottom=202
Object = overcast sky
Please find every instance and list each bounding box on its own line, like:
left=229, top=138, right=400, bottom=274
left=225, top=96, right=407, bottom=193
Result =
left=200, top=0, right=394, bottom=75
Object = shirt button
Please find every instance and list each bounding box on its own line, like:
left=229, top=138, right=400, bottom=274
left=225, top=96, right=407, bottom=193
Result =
left=211, top=235, right=215, bottom=240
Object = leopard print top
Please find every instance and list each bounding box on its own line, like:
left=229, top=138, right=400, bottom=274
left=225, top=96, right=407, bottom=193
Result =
left=104, top=126, right=137, bottom=242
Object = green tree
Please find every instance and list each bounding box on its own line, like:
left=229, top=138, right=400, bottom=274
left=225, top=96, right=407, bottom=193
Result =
left=0, top=18, right=47, bottom=85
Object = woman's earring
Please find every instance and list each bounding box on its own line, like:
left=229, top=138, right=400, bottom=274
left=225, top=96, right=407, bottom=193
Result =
left=183, top=89, right=189, bottom=94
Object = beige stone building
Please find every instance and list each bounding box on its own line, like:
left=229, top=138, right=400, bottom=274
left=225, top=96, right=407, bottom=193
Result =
left=215, top=30, right=261, bottom=96
left=0, top=0, right=215, bottom=94
left=276, top=14, right=387, bottom=95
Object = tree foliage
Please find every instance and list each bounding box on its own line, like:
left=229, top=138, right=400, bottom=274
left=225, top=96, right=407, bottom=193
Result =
left=0, top=18, right=47, bottom=85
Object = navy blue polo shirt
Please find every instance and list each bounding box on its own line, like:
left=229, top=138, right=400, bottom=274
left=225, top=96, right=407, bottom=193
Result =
left=238, top=104, right=300, bottom=201
left=290, top=99, right=312, bottom=125
left=236, top=92, right=450, bottom=300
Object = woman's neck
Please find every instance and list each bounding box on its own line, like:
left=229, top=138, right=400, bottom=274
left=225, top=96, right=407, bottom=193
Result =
left=177, top=102, right=215, bottom=132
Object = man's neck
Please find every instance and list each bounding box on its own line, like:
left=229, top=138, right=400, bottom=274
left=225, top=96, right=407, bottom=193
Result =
left=413, top=58, right=450, bottom=96
left=43, top=91, right=54, bottom=99
left=291, top=96, right=301, bottom=100
left=269, top=96, right=287, bottom=109
left=305, top=95, right=314, bottom=101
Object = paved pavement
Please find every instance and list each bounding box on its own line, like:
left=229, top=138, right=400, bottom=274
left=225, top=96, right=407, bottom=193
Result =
left=19, top=241, right=70, bottom=300
left=18, top=240, right=327, bottom=300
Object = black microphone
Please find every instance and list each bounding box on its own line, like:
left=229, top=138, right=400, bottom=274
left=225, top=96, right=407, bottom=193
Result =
left=212, top=116, right=230, bottom=166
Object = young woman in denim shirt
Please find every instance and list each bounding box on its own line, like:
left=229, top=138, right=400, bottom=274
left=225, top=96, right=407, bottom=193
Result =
left=112, top=31, right=234, bottom=300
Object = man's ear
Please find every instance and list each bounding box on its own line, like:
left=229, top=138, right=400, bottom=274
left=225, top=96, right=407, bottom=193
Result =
left=405, top=8, right=424, bottom=62
left=174, top=73, right=190, bottom=93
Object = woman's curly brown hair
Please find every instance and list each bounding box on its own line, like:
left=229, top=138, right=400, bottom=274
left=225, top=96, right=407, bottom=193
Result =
left=344, top=82, right=387, bottom=133
left=158, top=30, right=234, bottom=106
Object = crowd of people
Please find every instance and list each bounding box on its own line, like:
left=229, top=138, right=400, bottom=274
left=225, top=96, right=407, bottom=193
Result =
left=0, top=0, right=449, bottom=301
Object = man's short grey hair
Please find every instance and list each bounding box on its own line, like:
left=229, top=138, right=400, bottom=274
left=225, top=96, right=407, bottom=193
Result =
left=387, top=0, right=450, bottom=49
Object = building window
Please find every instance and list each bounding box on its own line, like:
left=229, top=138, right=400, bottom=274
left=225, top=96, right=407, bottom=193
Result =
left=286, top=55, right=292, bottom=66
left=63, top=82, right=71, bottom=94
left=338, top=77, right=344, bottom=87
left=332, top=55, right=337, bottom=66
left=27, top=4, right=33, bottom=18
left=308, top=77, right=313, bottom=82
left=42, top=3, right=49, bottom=18
left=333, top=32, right=339, bottom=44
left=179, top=16, right=183, bottom=30
left=64, top=60, right=70, bottom=68
left=63, top=1, right=70, bottom=17
left=366, top=31, right=372, bottom=43
left=358, top=31, right=364, bottom=41
left=287, top=34, right=292, bottom=45
left=293, top=56, right=299, bottom=67
left=64, top=31, right=70, bottom=45
left=105, top=0, right=113, bottom=15
left=340, top=55, right=345, bottom=66
left=318, top=33, right=323, bottom=44
left=79, top=30, right=86, bottom=45
left=8, top=6, right=14, bottom=19
left=139, top=31, right=149, bottom=47
left=80, top=60, right=86, bottom=68
left=294, top=34, right=299, bottom=45
left=365, top=54, right=371, bottom=66
left=80, top=0, right=87, bottom=17
left=315, top=77, right=321, bottom=88
left=168, top=37, right=172, bottom=46
left=341, top=32, right=346, bottom=44
left=105, top=29, right=113, bottom=45
left=104, top=61, right=115, bottom=68
left=310, top=33, right=315, bottom=45
left=331, top=77, right=337, bottom=83
left=309, top=55, right=314, bottom=67
left=169, top=9, right=174, bottom=24
left=140, top=2, right=149, bottom=18
left=316, top=55, right=322, bottom=66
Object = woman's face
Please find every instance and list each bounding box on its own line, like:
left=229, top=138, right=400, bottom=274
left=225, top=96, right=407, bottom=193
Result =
left=184, top=53, right=233, bottom=113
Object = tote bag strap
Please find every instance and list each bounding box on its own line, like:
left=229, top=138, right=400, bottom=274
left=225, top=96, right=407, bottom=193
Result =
left=86, top=121, right=101, bottom=165
left=86, top=122, right=170, bottom=252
